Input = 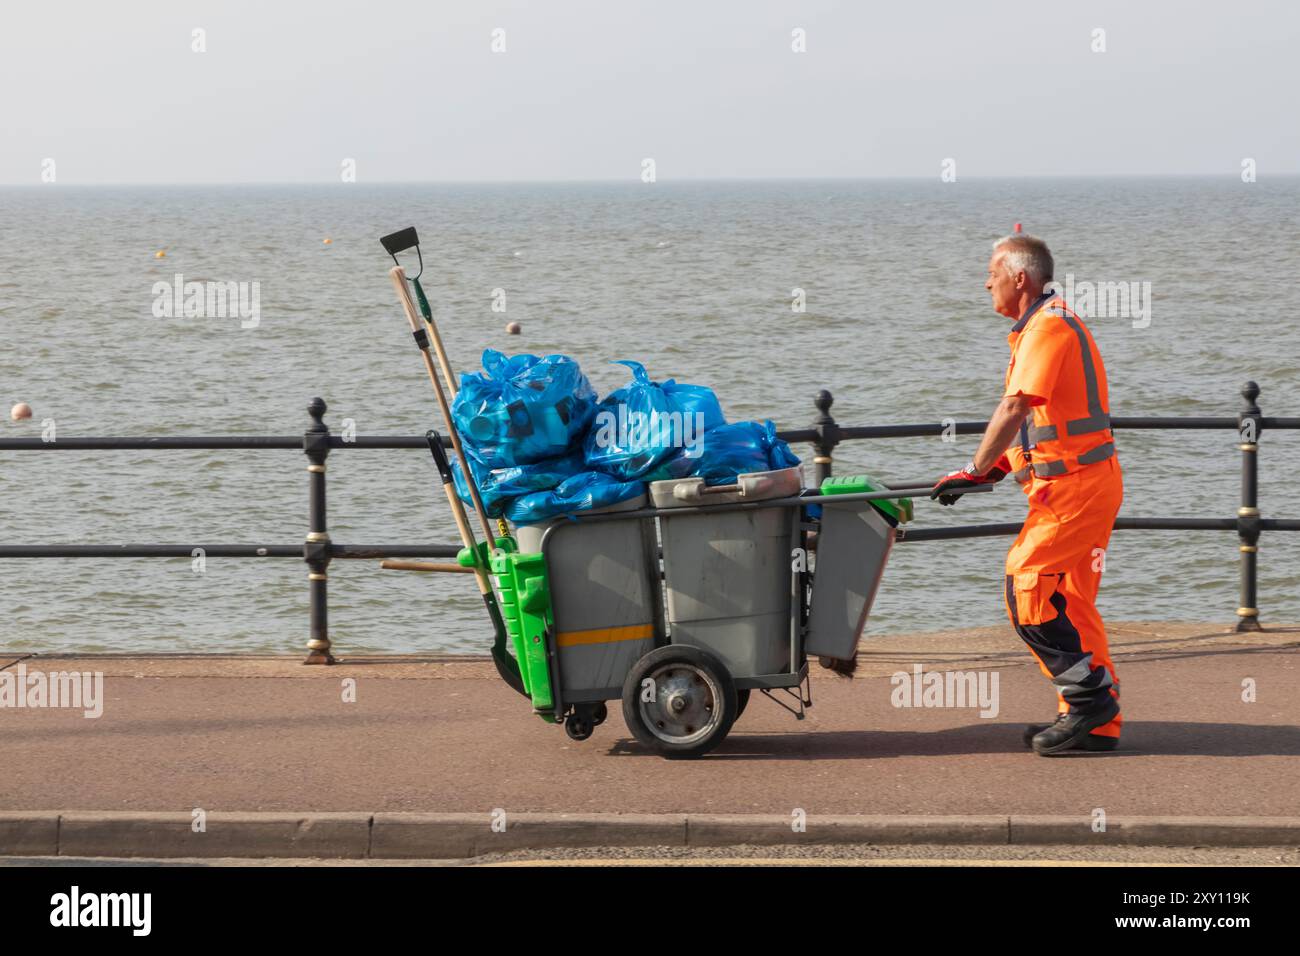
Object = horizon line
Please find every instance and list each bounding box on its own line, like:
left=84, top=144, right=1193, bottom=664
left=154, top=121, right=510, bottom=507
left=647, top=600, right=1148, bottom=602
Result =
left=2, top=172, right=1296, bottom=188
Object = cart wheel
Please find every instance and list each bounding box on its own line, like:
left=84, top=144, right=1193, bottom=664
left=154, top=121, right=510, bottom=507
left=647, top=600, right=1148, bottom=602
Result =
left=590, top=702, right=608, bottom=726
left=621, top=645, right=737, bottom=758
left=818, top=655, right=857, bottom=675
left=735, top=689, right=751, bottom=720
left=564, top=712, right=595, bottom=741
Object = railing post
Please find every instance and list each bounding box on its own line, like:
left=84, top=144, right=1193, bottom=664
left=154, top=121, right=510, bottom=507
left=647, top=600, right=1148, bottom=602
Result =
left=1236, top=381, right=1262, bottom=632
left=303, top=397, right=336, bottom=663
left=812, top=389, right=840, bottom=488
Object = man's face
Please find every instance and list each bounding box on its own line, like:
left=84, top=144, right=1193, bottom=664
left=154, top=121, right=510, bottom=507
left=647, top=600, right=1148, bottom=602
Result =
left=986, top=251, right=1022, bottom=319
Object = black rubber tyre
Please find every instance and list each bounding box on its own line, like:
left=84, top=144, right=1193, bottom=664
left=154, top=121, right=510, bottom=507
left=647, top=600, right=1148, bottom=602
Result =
left=818, top=655, right=858, bottom=676
left=590, top=701, right=608, bottom=726
left=564, top=712, right=594, bottom=741
left=621, top=645, right=737, bottom=758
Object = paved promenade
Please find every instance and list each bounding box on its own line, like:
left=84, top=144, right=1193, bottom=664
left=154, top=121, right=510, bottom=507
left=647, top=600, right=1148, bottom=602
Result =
left=2, top=622, right=1297, bottom=857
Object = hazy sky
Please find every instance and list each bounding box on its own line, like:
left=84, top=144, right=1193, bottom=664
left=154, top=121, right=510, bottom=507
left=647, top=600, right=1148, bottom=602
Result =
left=3, top=0, right=1297, bottom=183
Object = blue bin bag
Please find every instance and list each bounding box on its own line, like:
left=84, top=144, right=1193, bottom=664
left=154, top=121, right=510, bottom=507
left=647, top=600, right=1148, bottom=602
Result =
left=583, top=361, right=726, bottom=480
left=452, top=349, right=597, bottom=468
left=663, top=379, right=726, bottom=435
left=452, top=449, right=587, bottom=518
left=645, top=420, right=801, bottom=485
left=505, top=471, right=647, bottom=524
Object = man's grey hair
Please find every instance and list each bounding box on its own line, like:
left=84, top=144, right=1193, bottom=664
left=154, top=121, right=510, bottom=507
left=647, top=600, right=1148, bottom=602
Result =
left=993, top=235, right=1054, bottom=285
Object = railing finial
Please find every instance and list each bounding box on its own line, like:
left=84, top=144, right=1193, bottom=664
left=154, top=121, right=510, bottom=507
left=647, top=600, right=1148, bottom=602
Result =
left=308, top=397, right=328, bottom=431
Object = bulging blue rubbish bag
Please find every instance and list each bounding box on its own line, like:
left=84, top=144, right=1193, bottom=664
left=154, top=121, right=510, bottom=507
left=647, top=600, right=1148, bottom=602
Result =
left=583, top=361, right=725, bottom=480
left=645, top=420, right=800, bottom=485
left=505, top=471, right=646, bottom=524
left=663, top=379, right=726, bottom=435
left=452, top=349, right=597, bottom=468
left=452, top=449, right=587, bottom=518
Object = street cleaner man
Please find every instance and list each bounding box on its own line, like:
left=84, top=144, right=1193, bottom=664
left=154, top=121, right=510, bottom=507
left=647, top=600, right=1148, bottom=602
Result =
left=931, top=235, right=1124, bottom=756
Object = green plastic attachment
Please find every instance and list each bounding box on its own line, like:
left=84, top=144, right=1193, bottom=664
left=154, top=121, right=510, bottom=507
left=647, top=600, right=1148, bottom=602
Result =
left=456, top=536, right=515, bottom=570
left=412, top=276, right=434, bottom=321
left=487, top=545, right=555, bottom=716
left=820, top=474, right=914, bottom=524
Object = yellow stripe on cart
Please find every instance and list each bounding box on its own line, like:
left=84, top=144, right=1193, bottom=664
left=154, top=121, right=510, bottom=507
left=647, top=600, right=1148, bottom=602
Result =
left=556, top=624, right=655, bottom=648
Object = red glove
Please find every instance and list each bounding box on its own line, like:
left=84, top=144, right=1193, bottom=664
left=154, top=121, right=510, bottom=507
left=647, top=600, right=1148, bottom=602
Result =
left=930, top=455, right=1010, bottom=506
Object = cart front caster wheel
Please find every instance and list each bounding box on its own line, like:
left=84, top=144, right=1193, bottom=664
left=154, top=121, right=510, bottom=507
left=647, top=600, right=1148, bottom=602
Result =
left=567, top=702, right=606, bottom=737
left=622, top=645, right=737, bottom=759
left=565, top=712, right=595, bottom=741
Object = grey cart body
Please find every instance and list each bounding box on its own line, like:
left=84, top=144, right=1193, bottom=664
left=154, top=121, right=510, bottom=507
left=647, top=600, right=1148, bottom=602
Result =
left=649, top=469, right=804, bottom=686
left=529, top=472, right=920, bottom=757
left=517, top=495, right=662, bottom=704
left=803, top=498, right=896, bottom=660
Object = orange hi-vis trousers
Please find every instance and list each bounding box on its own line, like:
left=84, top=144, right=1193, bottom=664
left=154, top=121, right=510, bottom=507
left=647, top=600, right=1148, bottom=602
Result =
left=1004, top=455, right=1124, bottom=738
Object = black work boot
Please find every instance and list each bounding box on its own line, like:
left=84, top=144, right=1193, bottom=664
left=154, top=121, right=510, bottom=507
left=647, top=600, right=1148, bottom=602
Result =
left=1030, top=698, right=1121, bottom=755
left=1022, top=719, right=1119, bottom=752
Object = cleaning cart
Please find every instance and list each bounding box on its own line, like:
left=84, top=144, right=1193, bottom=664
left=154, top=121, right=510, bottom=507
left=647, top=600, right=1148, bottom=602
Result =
left=379, top=225, right=988, bottom=759
left=474, top=466, right=934, bottom=758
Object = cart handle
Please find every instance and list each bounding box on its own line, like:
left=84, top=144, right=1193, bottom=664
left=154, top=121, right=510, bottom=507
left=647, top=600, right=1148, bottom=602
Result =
left=533, top=482, right=993, bottom=527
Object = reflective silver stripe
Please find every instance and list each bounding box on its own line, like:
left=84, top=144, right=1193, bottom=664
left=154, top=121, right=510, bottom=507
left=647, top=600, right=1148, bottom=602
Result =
left=1055, top=655, right=1096, bottom=686
left=1077, top=441, right=1115, bottom=465
left=1013, top=467, right=1031, bottom=483
left=1053, top=653, right=1116, bottom=693
left=1027, top=423, right=1057, bottom=443
left=1050, top=307, right=1108, bottom=426
left=1023, top=442, right=1115, bottom=478
left=1057, top=669, right=1114, bottom=696
left=1066, top=413, right=1110, bottom=436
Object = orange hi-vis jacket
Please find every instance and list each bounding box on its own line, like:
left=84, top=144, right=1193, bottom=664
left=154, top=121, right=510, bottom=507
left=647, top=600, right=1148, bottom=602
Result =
left=1004, top=291, right=1116, bottom=483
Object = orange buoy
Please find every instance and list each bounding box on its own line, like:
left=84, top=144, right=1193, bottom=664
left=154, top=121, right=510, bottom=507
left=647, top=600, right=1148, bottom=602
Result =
left=11, top=402, right=33, bottom=421
left=505, top=322, right=521, bottom=335
left=155, top=250, right=166, bottom=258
left=323, top=238, right=332, bottom=245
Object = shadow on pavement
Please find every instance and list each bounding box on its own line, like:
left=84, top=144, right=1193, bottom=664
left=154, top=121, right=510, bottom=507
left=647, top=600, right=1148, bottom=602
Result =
left=605, top=721, right=1300, bottom=760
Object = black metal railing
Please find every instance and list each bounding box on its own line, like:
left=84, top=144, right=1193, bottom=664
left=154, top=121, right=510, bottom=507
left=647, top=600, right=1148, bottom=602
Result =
left=1, top=383, right=1295, bottom=662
